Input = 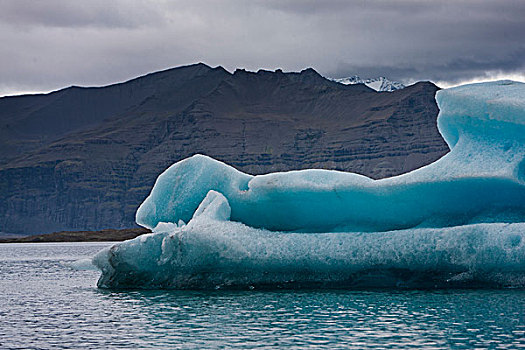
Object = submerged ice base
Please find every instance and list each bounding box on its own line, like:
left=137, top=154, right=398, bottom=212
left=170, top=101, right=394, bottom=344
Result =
left=94, top=81, right=525, bottom=289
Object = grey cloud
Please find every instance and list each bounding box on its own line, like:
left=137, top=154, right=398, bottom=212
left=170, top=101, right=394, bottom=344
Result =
left=1, top=0, right=524, bottom=96
left=0, top=0, right=164, bottom=28
left=333, top=47, right=525, bottom=84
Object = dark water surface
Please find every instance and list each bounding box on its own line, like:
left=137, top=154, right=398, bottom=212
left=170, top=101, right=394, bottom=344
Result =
left=1, top=243, right=524, bottom=349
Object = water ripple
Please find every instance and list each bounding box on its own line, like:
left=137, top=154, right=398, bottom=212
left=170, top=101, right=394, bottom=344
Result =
left=1, top=243, right=524, bottom=349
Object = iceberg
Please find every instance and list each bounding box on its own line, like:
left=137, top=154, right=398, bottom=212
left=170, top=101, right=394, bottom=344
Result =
left=94, top=81, right=525, bottom=289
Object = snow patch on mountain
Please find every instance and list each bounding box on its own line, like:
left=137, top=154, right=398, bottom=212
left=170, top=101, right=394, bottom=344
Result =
left=332, top=75, right=405, bottom=92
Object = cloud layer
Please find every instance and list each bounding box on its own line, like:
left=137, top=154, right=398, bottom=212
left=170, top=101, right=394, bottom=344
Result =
left=1, top=0, right=524, bottom=95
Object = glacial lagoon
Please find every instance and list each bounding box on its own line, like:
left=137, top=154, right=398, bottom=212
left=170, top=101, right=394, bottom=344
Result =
left=1, top=243, right=524, bottom=349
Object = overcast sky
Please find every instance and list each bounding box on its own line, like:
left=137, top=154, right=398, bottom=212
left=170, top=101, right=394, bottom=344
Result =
left=1, top=0, right=524, bottom=96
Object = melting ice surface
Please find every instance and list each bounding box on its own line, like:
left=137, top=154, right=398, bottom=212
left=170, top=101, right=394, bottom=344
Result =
left=94, top=81, right=525, bottom=289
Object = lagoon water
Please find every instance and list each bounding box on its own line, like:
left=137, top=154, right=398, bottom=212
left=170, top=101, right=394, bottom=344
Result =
left=1, top=242, right=524, bottom=349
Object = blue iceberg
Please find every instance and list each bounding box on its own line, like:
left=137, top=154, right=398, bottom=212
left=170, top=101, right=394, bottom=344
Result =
left=94, top=81, right=525, bottom=289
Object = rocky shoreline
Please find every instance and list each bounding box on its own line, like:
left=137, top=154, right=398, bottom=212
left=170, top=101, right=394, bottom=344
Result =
left=0, top=227, right=150, bottom=243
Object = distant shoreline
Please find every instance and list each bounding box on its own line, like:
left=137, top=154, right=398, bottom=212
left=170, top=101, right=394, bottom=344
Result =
left=0, top=228, right=150, bottom=243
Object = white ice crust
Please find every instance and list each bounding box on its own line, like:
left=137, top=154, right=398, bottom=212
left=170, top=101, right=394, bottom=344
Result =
left=94, top=81, right=525, bottom=289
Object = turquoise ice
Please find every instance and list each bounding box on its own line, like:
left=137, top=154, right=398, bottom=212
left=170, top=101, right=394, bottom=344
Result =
left=136, top=81, right=525, bottom=233
left=94, top=81, right=525, bottom=289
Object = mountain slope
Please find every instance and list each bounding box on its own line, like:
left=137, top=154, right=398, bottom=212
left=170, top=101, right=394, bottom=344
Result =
left=0, top=63, right=448, bottom=233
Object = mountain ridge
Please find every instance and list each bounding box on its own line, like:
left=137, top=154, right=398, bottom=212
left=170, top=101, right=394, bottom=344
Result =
left=0, top=63, right=448, bottom=233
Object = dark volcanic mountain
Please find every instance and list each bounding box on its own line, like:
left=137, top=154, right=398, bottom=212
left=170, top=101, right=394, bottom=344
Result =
left=0, top=63, right=448, bottom=234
